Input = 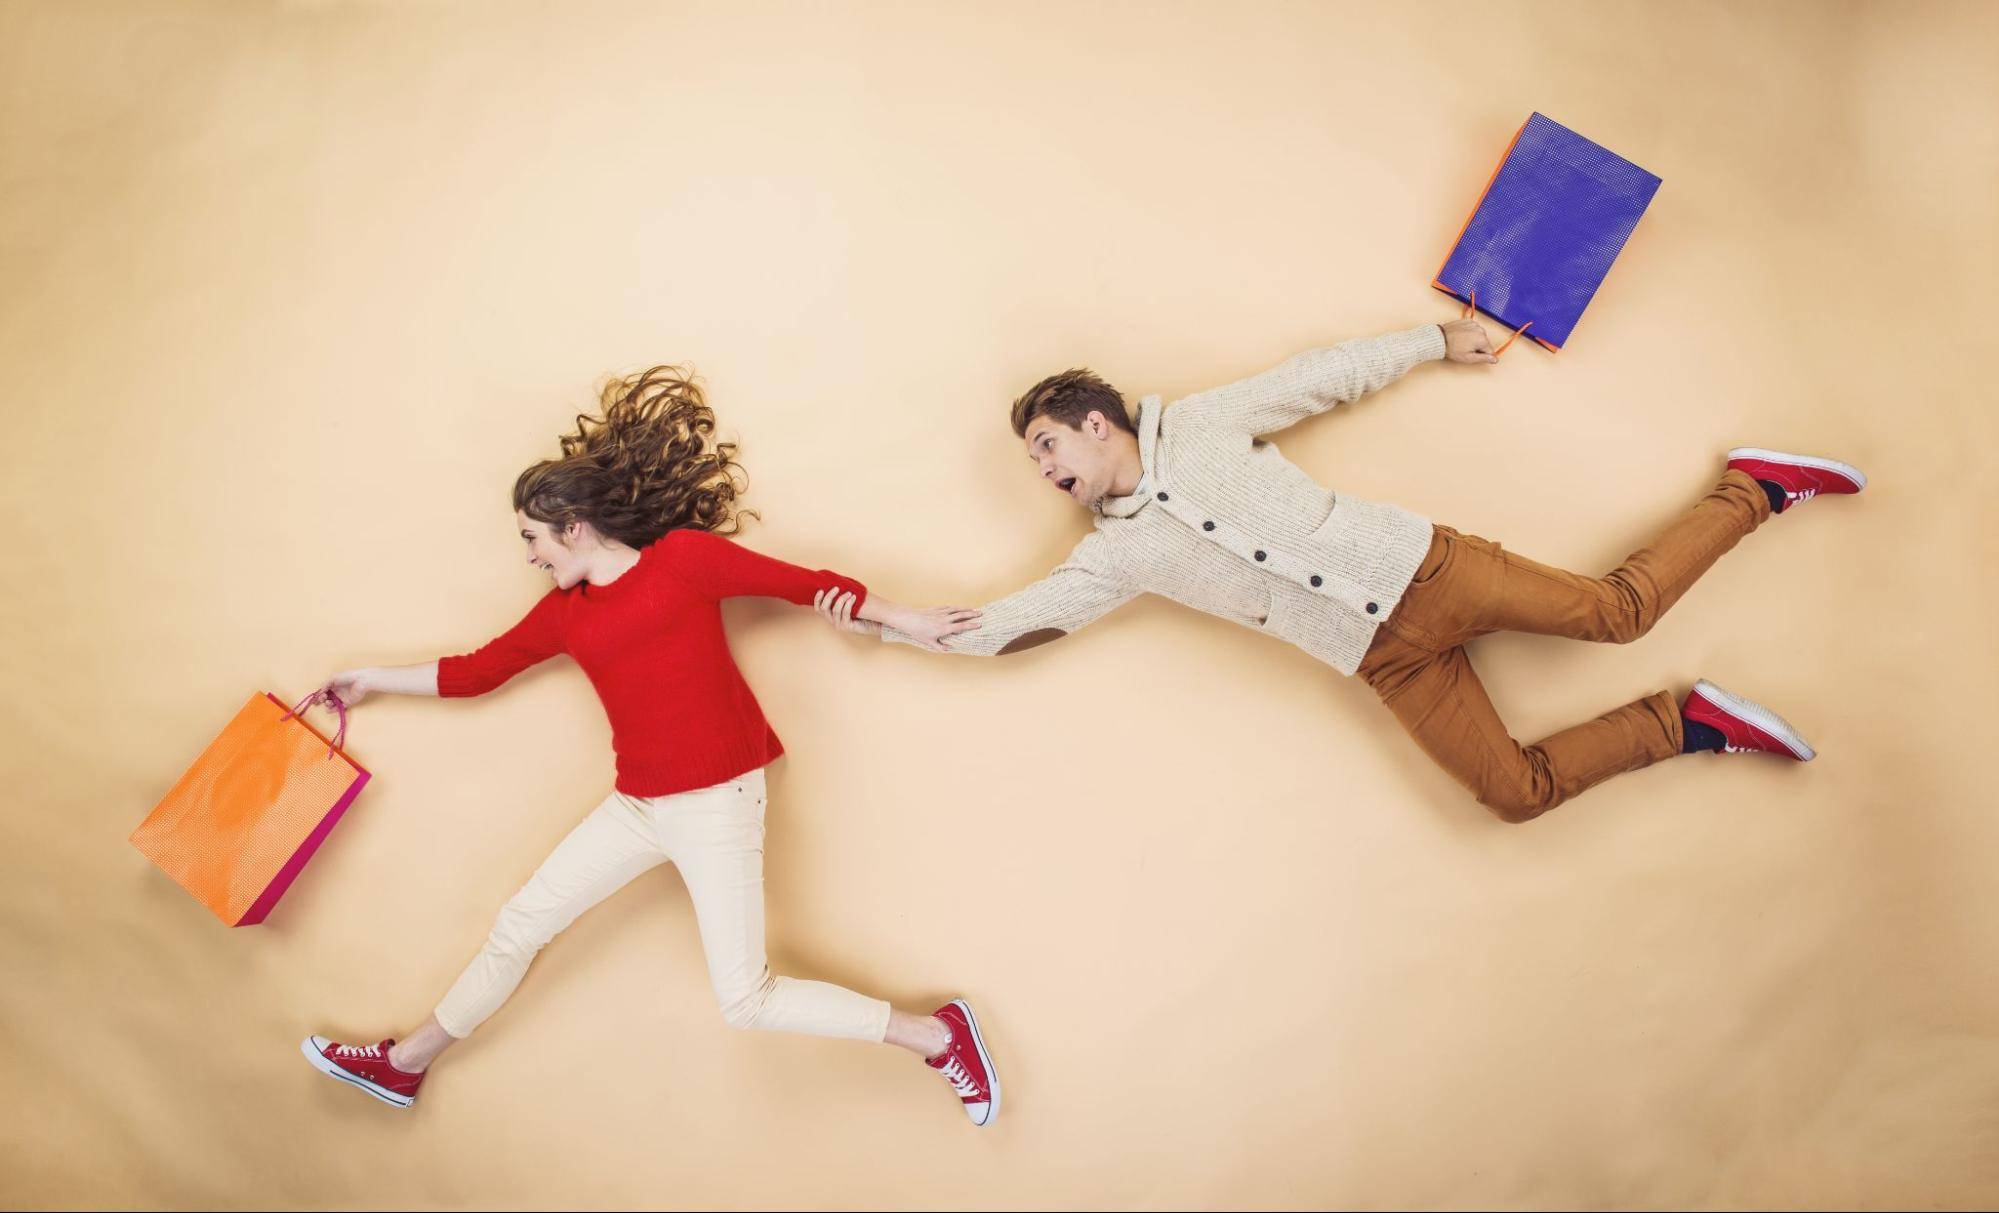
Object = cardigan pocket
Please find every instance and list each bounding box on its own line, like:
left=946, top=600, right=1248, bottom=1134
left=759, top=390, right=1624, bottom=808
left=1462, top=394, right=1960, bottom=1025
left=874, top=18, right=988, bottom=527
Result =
left=1257, top=582, right=1316, bottom=645
left=1170, top=530, right=1272, bottom=628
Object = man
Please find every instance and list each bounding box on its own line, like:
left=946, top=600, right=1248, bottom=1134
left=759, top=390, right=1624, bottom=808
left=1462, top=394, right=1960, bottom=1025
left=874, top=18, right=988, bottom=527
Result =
left=818, top=319, right=1865, bottom=822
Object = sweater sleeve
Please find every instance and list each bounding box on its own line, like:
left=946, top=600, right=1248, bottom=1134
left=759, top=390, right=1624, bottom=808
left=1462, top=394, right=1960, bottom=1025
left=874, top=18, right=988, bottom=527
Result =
left=880, top=531, right=1136, bottom=656
left=664, top=529, right=869, bottom=609
left=1171, top=324, right=1446, bottom=437
left=436, top=589, right=567, bottom=697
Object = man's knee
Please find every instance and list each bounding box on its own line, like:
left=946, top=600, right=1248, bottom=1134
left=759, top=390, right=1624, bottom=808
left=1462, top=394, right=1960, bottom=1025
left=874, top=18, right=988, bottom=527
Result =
left=1599, top=574, right=1658, bottom=643
left=1475, top=781, right=1555, bottom=824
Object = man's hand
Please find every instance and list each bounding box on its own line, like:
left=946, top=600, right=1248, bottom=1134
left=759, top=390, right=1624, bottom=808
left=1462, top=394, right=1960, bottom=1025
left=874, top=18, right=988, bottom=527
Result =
left=814, top=588, right=981, bottom=652
left=1440, top=318, right=1500, bottom=364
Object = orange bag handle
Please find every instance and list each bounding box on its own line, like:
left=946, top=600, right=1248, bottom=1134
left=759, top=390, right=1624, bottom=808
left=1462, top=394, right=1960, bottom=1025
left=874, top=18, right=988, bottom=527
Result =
left=281, top=689, right=349, bottom=758
left=1458, top=289, right=1533, bottom=358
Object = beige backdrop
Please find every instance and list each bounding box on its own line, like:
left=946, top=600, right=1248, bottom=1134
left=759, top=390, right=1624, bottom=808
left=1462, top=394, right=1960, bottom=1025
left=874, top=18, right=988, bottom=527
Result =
left=4, top=1, right=1996, bottom=1208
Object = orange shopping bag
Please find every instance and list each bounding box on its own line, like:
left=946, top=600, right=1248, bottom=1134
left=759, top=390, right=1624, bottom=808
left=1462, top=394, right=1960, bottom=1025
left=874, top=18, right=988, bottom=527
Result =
left=131, top=689, right=370, bottom=926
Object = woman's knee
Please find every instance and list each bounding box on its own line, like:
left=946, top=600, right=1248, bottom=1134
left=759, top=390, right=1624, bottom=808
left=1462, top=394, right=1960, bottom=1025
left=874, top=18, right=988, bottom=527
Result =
left=487, top=899, right=567, bottom=961
left=717, top=973, right=780, bottom=1031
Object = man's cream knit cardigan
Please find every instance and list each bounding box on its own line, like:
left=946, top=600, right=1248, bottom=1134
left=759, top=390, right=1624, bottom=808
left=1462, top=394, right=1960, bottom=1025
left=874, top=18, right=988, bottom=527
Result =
left=885, top=323, right=1448, bottom=675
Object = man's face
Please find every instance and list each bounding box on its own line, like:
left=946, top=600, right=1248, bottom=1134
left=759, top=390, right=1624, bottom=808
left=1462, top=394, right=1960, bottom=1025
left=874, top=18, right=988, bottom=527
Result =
left=1023, top=412, right=1123, bottom=510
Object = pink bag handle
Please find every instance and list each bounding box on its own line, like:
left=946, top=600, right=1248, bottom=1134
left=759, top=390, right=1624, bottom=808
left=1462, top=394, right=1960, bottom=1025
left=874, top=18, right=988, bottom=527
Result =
left=282, top=689, right=349, bottom=759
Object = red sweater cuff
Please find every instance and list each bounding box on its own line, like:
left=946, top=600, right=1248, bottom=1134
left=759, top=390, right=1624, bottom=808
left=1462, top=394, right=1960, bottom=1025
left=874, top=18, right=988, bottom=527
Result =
left=434, top=655, right=482, bottom=698
left=788, top=569, right=866, bottom=612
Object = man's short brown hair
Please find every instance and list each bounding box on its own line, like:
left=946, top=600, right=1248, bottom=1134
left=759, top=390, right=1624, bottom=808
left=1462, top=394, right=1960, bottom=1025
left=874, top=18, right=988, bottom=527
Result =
left=1009, top=369, right=1135, bottom=438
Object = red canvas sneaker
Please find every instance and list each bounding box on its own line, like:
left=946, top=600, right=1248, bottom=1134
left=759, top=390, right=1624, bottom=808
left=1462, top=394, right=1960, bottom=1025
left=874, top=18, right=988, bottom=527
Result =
left=926, top=1000, right=1000, bottom=1127
left=1726, top=447, right=1866, bottom=514
left=1684, top=680, right=1816, bottom=761
left=301, top=1036, right=425, bottom=1109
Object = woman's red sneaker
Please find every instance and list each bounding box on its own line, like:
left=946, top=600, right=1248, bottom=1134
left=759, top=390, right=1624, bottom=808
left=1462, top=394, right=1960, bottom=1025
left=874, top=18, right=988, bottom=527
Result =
left=926, top=1000, right=1000, bottom=1127
left=300, top=1035, right=425, bottom=1109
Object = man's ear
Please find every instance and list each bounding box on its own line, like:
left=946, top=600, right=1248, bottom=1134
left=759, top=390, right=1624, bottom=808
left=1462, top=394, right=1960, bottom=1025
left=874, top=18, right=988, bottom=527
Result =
left=1085, top=410, right=1110, bottom=439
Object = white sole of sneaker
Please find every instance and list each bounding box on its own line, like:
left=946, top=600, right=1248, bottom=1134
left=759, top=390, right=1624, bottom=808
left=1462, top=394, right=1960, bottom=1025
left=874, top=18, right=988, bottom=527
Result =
left=949, top=999, right=1001, bottom=1127
left=300, top=1036, right=416, bottom=1109
left=1727, top=447, right=1868, bottom=490
left=1693, top=679, right=1817, bottom=761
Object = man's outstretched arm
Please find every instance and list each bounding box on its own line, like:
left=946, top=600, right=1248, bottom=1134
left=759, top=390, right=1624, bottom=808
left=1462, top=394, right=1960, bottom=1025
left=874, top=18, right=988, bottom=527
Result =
left=826, top=532, right=1138, bottom=656
left=1172, top=320, right=1493, bottom=437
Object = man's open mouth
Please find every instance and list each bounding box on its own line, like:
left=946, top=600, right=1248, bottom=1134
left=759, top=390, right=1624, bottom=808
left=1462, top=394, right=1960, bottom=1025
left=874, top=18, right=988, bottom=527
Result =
left=1058, top=477, right=1078, bottom=495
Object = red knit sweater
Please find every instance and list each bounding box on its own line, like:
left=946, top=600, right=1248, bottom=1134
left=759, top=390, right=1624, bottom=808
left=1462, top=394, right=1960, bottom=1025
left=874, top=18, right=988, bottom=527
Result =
left=436, top=529, right=868, bottom=797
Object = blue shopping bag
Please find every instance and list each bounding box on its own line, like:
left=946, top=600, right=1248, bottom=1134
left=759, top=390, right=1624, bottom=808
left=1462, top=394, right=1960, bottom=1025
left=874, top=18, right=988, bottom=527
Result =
left=1433, top=112, right=1662, bottom=353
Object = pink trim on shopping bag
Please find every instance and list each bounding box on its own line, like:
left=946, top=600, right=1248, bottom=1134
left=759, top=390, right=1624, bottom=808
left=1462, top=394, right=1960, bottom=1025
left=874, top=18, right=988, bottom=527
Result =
left=236, top=768, right=370, bottom=926
left=234, top=692, right=370, bottom=926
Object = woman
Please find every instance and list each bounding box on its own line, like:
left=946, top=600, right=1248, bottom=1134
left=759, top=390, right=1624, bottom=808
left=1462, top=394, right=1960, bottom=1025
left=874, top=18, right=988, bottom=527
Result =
left=299, top=366, right=1000, bottom=1126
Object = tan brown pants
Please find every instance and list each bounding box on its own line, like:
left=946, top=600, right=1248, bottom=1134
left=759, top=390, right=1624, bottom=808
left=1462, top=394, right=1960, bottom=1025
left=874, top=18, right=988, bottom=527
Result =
left=1357, top=470, right=1773, bottom=822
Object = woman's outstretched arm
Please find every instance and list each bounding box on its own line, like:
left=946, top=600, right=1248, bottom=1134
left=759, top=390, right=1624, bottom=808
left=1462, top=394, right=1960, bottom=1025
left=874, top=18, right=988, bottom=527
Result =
left=318, top=589, right=567, bottom=706
left=318, top=661, right=440, bottom=708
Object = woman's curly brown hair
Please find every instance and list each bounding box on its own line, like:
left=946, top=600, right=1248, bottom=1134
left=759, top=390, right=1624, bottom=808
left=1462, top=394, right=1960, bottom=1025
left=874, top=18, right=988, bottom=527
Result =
left=513, top=365, right=754, bottom=547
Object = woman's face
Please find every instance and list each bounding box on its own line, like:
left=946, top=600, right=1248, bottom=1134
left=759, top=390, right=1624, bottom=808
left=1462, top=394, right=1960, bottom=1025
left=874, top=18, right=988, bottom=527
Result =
left=517, top=511, right=587, bottom=589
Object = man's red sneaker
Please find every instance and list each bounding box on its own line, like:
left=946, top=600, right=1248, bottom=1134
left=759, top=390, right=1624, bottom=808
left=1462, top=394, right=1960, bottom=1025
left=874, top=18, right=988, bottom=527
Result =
left=926, top=1000, right=1000, bottom=1127
left=1684, top=679, right=1817, bottom=761
left=301, top=1036, right=425, bottom=1109
left=1726, top=447, right=1866, bottom=514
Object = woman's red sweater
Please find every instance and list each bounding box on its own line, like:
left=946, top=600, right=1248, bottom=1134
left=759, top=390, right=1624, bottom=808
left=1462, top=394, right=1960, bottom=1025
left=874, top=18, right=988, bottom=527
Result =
left=436, top=529, right=867, bottom=796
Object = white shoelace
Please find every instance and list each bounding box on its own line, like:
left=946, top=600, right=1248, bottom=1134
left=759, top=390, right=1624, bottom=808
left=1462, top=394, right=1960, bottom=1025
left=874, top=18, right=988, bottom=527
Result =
left=937, top=1055, right=981, bottom=1098
left=1722, top=743, right=1754, bottom=754
left=332, top=1042, right=384, bottom=1061
left=1786, top=488, right=1818, bottom=504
